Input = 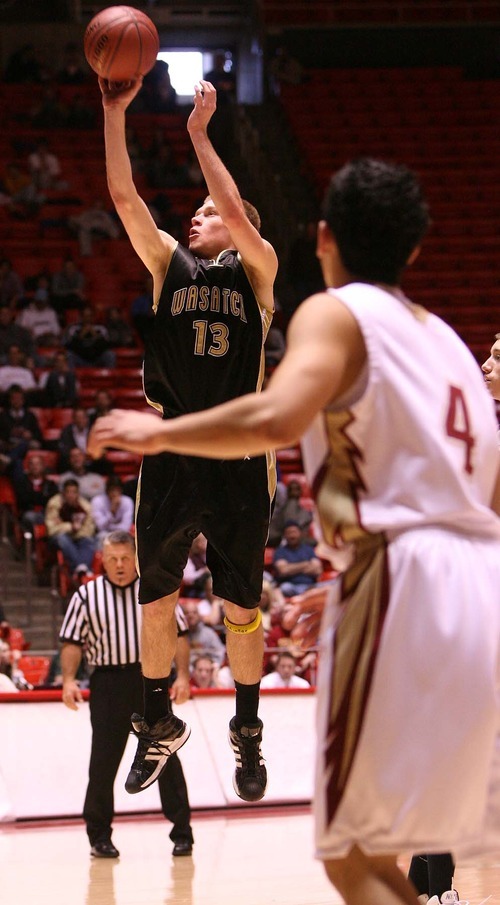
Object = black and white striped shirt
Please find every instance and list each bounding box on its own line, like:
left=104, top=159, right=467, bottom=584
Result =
left=59, top=576, right=188, bottom=667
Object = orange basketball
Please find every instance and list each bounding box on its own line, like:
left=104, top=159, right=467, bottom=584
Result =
left=84, top=5, right=159, bottom=82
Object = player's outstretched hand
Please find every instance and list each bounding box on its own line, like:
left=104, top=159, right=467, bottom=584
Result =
left=98, top=75, right=143, bottom=108
left=88, top=409, right=164, bottom=458
left=282, top=585, right=330, bottom=650
left=187, top=80, right=217, bottom=134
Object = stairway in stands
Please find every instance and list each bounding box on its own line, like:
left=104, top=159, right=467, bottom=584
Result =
left=0, top=538, right=61, bottom=651
left=278, top=65, right=500, bottom=360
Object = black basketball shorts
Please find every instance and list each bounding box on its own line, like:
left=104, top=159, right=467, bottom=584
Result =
left=136, top=451, right=275, bottom=607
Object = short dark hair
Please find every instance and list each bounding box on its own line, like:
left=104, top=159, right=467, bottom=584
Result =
left=277, top=650, right=296, bottom=663
left=323, top=157, right=430, bottom=285
left=62, top=478, right=79, bottom=491
left=105, top=475, right=123, bottom=492
left=284, top=519, right=300, bottom=529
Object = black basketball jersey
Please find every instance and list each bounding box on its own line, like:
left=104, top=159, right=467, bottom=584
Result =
left=143, top=244, right=272, bottom=417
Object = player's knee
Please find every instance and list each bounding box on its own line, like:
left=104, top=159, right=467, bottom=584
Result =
left=223, top=603, right=262, bottom=635
left=142, top=594, right=178, bottom=621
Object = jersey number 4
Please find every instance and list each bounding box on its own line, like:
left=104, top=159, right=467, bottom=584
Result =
left=445, top=385, right=475, bottom=474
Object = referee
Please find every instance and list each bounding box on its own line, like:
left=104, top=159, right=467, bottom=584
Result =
left=60, top=529, right=194, bottom=858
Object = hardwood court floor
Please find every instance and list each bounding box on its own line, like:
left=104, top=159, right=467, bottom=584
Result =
left=1, top=805, right=499, bottom=905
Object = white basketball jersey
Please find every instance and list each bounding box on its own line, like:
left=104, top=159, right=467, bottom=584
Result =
left=301, top=283, right=500, bottom=548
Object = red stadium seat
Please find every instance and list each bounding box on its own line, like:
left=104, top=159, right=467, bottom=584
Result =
left=17, top=655, right=51, bottom=687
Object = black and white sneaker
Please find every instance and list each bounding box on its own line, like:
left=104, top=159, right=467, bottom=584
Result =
left=228, top=717, right=267, bottom=802
left=125, top=712, right=191, bottom=794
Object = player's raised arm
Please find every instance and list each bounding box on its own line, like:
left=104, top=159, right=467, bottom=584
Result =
left=187, top=81, right=277, bottom=311
left=100, top=78, right=174, bottom=281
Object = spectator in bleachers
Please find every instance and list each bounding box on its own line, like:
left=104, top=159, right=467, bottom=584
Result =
left=0, top=305, right=35, bottom=364
left=29, top=85, right=68, bottom=129
left=273, top=520, right=322, bottom=598
left=56, top=42, right=89, bottom=85
left=182, top=533, right=210, bottom=598
left=268, top=478, right=313, bottom=546
left=58, top=447, right=105, bottom=501
left=104, top=306, right=135, bottom=347
left=145, top=144, right=188, bottom=191
left=196, top=574, right=224, bottom=627
left=67, top=198, right=120, bottom=256
left=203, top=53, right=236, bottom=163
left=0, top=638, right=19, bottom=692
left=183, top=600, right=226, bottom=668
left=0, top=385, right=43, bottom=462
left=190, top=655, right=217, bottom=690
left=130, top=275, right=154, bottom=342
left=88, top=389, right=113, bottom=427
left=259, top=579, right=286, bottom=635
left=63, top=305, right=116, bottom=369
left=4, top=43, right=49, bottom=84
left=40, top=350, right=78, bottom=408
left=58, top=406, right=90, bottom=466
left=263, top=603, right=317, bottom=684
left=16, top=281, right=61, bottom=347
left=182, top=148, right=205, bottom=189
left=91, top=475, right=134, bottom=547
left=145, top=125, right=174, bottom=159
left=260, top=650, right=310, bottom=689
left=2, top=162, right=44, bottom=218
left=268, top=44, right=304, bottom=96
left=0, top=601, right=10, bottom=634
left=0, top=345, right=37, bottom=395
left=142, top=60, right=177, bottom=113
left=204, top=53, right=236, bottom=106
left=65, top=93, right=96, bottom=130
left=51, top=258, right=86, bottom=315
left=0, top=260, right=24, bottom=310
left=28, top=138, right=68, bottom=192
left=12, top=451, right=58, bottom=532
left=45, top=477, right=96, bottom=578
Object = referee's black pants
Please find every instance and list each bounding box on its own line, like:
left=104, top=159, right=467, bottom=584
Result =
left=83, top=664, right=193, bottom=847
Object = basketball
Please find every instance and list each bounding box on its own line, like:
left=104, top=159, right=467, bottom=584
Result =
left=84, top=5, right=159, bottom=82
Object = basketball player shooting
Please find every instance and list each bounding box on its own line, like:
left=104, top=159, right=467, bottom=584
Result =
left=98, top=74, right=277, bottom=803
left=90, top=157, right=500, bottom=905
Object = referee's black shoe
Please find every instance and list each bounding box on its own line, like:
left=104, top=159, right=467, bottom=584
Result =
left=125, top=712, right=191, bottom=794
left=90, top=840, right=120, bottom=858
left=228, top=717, right=267, bottom=802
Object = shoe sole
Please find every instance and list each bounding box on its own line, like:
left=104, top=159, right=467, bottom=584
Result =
left=90, top=850, right=120, bottom=859
left=130, top=723, right=192, bottom=793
